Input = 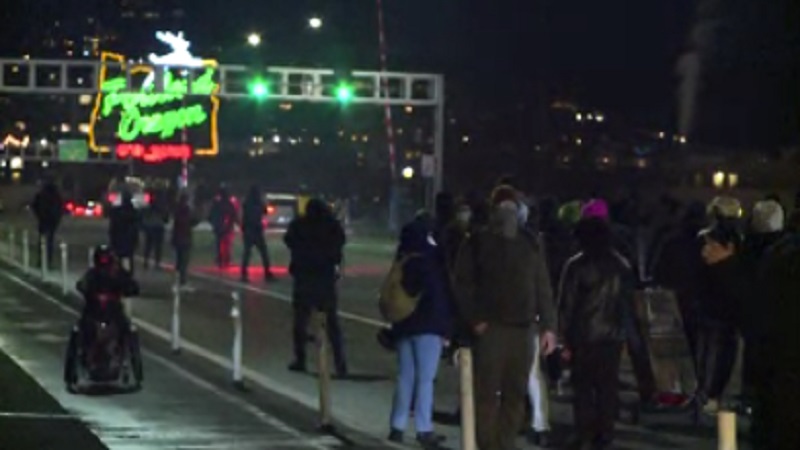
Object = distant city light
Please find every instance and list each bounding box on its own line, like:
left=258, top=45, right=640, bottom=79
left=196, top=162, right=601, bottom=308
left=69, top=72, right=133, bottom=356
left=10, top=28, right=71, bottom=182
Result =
left=595, top=114, right=605, bottom=123
left=658, top=131, right=666, bottom=139
left=679, top=136, right=688, bottom=144
left=42, top=161, right=50, bottom=168
left=576, top=138, right=583, bottom=146
left=247, top=33, right=262, bottom=47
left=402, top=166, right=415, bottom=179
left=309, top=17, right=323, bottom=29
left=713, top=171, right=726, bottom=189
left=272, top=135, right=281, bottom=144
left=405, top=106, right=414, bottom=114
left=40, top=138, right=49, bottom=147
left=575, top=113, right=583, bottom=122
left=313, top=137, right=321, bottom=146
left=10, top=157, right=23, bottom=170
left=728, top=173, right=739, bottom=188
left=462, top=135, right=470, bottom=144
left=587, top=114, right=594, bottom=121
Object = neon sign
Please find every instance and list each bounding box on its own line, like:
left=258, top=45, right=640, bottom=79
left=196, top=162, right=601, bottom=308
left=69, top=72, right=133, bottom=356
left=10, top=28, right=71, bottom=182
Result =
left=117, top=143, right=192, bottom=163
left=89, top=32, right=220, bottom=157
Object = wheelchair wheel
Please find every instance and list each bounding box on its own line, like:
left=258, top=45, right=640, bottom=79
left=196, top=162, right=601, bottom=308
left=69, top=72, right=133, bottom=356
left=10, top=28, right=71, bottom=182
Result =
left=64, top=329, right=80, bottom=393
left=126, top=331, right=143, bottom=390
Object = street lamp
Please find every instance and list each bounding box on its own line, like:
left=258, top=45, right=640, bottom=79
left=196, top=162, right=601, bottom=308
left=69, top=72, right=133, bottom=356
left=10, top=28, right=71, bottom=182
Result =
left=402, top=166, right=414, bottom=179
left=309, top=16, right=323, bottom=29
left=247, top=33, right=262, bottom=47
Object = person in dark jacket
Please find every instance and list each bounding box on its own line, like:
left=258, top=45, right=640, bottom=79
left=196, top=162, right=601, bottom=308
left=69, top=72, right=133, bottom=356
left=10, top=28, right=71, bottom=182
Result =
left=31, top=180, right=63, bottom=268
left=108, top=191, right=141, bottom=275
left=695, top=221, right=745, bottom=415
left=172, top=192, right=198, bottom=289
left=387, top=218, right=451, bottom=449
left=284, top=199, right=347, bottom=376
left=75, top=245, right=139, bottom=349
left=651, top=201, right=708, bottom=366
left=453, top=188, right=557, bottom=450
left=755, top=227, right=800, bottom=450
left=559, top=215, right=636, bottom=450
left=141, top=193, right=169, bottom=270
left=240, top=185, right=275, bottom=282
left=209, top=186, right=238, bottom=268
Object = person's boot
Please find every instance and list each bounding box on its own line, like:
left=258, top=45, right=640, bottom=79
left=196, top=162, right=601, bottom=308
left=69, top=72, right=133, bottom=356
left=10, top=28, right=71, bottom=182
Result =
left=288, top=360, right=306, bottom=373
left=264, top=270, right=277, bottom=282
left=387, top=429, right=403, bottom=444
left=416, top=432, right=447, bottom=450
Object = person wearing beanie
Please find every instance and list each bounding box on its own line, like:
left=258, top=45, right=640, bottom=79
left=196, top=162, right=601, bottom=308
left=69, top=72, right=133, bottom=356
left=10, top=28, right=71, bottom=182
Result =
left=558, top=216, right=636, bottom=449
left=739, top=200, right=786, bottom=413
left=453, top=197, right=557, bottom=450
left=695, top=221, right=746, bottom=415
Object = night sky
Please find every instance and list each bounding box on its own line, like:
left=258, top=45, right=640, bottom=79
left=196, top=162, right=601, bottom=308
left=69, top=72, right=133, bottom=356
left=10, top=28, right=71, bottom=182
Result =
left=0, top=0, right=798, bottom=147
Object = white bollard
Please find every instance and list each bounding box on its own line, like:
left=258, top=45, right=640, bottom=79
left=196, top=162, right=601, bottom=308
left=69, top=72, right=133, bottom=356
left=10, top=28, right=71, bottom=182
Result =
left=40, top=238, right=47, bottom=279
left=231, top=291, right=244, bottom=388
left=459, top=348, right=477, bottom=450
left=315, top=311, right=333, bottom=431
left=87, top=247, right=93, bottom=269
left=22, top=231, right=30, bottom=272
left=171, top=282, right=182, bottom=354
left=60, top=242, right=68, bottom=295
left=718, top=410, right=737, bottom=450
left=8, top=229, right=16, bottom=261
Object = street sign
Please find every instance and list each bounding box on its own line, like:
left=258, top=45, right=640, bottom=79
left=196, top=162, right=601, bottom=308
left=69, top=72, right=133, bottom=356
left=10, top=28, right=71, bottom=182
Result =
left=58, top=139, right=89, bottom=162
left=421, top=154, right=436, bottom=178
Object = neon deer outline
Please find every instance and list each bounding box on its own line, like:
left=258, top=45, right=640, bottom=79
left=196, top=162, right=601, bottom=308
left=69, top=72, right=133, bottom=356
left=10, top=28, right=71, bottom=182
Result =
left=142, top=31, right=205, bottom=90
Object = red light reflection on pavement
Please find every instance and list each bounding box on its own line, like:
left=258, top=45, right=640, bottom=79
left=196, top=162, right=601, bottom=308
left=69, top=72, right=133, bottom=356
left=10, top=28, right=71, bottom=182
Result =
left=193, top=264, right=386, bottom=278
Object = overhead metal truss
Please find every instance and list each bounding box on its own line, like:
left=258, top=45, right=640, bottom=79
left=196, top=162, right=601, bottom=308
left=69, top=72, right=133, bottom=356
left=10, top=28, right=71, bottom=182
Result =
left=0, top=59, right=444, bottom=106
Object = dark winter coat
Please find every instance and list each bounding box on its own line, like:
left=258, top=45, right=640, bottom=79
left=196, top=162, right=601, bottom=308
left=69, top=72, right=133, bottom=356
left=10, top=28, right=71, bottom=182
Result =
left=77, top=266, right=139, bottom=320
left=171, top=201, right=197, bottom=248
left=392, top=219, right=452, bottom=339
left=241, top=195, right=265, bottom=239
left=209, top=197, right=237, bottom=236
left=108, top=203, right=140, bottom=257
left=284, top=200, right=345, bottom=310
left=762, top=233, right=800, bottom=372
left=31, top=184, right=63, bottom=233
left=558, top=218, right=636, bottom=347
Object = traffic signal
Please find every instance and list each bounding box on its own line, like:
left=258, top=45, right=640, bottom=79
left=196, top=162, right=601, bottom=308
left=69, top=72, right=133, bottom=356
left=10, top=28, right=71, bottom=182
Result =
left=334, top=82, right=354, bottom=104
left=248, top=78, right=270, bottom=100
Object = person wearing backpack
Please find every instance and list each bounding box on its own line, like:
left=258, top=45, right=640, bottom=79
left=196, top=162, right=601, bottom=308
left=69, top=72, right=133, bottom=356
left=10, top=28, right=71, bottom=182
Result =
left=386, top=216, right=451, bottom=449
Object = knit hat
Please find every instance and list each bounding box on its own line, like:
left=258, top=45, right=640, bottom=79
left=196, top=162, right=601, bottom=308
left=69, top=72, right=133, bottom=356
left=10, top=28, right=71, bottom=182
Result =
left=558, top=200, right=583, bottom=225
left=490, top=185, right=518, bottom=206
left=751, top=200, right=785, bottom=233
left=581, top=199, right=610, bottom=221
left=707, top=196, right=742, bottom=220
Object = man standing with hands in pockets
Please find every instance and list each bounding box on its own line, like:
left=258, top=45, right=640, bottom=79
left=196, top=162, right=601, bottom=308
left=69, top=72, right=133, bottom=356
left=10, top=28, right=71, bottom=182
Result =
left=454, top=186, right=558, bottom=450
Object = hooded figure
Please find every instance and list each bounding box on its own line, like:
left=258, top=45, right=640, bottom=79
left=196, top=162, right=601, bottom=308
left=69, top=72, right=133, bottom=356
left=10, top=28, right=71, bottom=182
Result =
left=387, top=218, right=451, bottom=449
left=284, top=199, right=347, bottom=376
left=108, top=191, right=141, bottom=272
left=240, top=185, right=275, bottom=282
left=453, top=196, right=556, bottom=450
left=559, top=217, right=636, bottom=448
left=31, top=181, right=64, bottom=267
left=208, top=186, right=238, bottom=268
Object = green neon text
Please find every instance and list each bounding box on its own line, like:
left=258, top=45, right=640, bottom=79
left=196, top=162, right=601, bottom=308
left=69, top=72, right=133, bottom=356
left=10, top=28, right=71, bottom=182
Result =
left=100, top=68, right=216, bottom=142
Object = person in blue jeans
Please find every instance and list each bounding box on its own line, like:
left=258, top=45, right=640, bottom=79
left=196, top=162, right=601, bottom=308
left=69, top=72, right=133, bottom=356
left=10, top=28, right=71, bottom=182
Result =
left=388, top=216, right=451, bottom=450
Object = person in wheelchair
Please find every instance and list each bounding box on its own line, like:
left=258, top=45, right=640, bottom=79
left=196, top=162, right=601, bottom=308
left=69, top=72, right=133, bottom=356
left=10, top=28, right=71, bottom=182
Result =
left=75, top=245, right=139, bottom=352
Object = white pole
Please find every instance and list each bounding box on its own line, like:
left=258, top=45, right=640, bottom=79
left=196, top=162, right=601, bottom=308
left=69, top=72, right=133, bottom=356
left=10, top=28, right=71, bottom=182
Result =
left=9, top=229, right=16, bottom=261
left=231, top=291, right=244, bottom=387
left=22, top=231, right=30, bottom=272
left=459, top=348, right=477, bottom=450
left=718, top=410, right=737, bottom=450
left=171, top=281, right=181, bottom=354
left=60, top=242, right=68, bottom=295
left=88, top=247, right=93, bottom=269
left=315, top=311, right=333, bottom=430
left=40, top=238, right=47, bottom=279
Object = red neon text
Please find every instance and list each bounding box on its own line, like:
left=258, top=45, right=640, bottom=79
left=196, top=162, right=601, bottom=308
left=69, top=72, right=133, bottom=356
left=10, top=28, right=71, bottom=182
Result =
left=116, top=143, right=193, bottom=163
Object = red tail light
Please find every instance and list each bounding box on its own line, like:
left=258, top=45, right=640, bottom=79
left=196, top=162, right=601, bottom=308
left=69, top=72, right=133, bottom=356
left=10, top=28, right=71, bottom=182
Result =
left=94, top=204, right=103, bottom=216
left=266, top=205, right=276, bottom=215
left=107, top=193, right=118, bottom=204
left=66, top=202, right=74, bottom=212
left=75, top=206, right=86, bottom=216
left=144, top=193, right=152, bottom=205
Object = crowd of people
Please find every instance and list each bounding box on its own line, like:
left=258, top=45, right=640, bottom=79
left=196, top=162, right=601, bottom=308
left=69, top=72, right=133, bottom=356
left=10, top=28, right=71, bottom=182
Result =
left=380, top=180, right=800, bottom=450
left=27, top=177, right=800, bottom=450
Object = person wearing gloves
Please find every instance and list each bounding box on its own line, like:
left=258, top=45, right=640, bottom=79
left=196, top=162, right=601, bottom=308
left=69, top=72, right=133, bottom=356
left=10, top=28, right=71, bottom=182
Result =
left=454, top=186, right=557, bottom=450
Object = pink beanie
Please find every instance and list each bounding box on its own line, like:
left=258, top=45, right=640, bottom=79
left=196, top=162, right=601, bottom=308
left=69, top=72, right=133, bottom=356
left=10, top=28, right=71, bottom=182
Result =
left=581, top=199, right=610, bottom=221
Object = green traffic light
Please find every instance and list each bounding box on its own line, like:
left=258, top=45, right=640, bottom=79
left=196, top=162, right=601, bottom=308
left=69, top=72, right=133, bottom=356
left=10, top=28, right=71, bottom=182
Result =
left=335, top=83, right=354, bottom=103
left=249, top=79, right=270, bottom=99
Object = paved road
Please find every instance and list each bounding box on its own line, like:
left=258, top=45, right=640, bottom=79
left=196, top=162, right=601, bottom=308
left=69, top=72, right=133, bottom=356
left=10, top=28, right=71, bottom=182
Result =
left=0, top=216, right=753, bottom=449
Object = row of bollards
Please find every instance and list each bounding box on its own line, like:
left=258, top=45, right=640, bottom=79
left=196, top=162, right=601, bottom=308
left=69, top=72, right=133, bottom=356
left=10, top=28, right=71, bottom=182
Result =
left=0, top=226, right=737, bottom=450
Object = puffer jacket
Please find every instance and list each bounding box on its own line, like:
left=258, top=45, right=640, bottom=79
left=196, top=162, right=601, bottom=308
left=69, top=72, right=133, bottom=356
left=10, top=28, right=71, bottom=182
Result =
left=559, top=219, right=636, bottom=347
